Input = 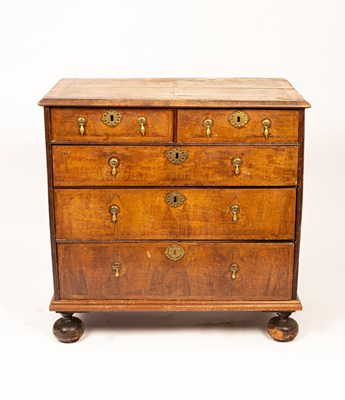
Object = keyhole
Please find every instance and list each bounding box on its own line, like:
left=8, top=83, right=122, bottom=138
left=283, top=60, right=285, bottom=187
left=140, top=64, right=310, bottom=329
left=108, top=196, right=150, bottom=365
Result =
left=110, top=114, right=114, bottom=122
left=176, top=152, right=179, bottom=159
left=173, top=250, right=177, bottom=255
left=174, top=196, right=177, bottom=203
left=237, top=115, right=241, bottom=123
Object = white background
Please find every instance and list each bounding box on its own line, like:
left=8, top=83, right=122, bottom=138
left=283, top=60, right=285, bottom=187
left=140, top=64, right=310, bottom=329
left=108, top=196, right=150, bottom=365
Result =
left=1, top=0, right=344, bottom=399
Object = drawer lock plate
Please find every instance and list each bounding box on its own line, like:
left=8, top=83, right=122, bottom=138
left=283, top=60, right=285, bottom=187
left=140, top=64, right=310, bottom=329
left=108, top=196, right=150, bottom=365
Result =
left=164, top=244, right=185, bottom=261
left=165, top=191, right=186, bottom=208
left=166, top=147, right=188, bottom=164
left=102, top=110, right=123, bottom=127
left=228, top=111, right=250, bottom=128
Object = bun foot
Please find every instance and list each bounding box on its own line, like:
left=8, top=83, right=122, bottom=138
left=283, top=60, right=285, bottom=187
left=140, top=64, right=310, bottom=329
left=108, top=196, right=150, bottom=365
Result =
left=53, top=313, right=84, bottom=343
left=267, top=312, right=299, bottom=342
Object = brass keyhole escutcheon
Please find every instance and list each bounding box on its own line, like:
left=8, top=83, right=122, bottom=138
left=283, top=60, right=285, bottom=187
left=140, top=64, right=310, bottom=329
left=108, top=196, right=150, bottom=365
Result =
left=230, top=204, right=240, bottom=223
left=164, top=244, right=185, bottom=261
left=231, top=157, right=243, bottom=176
left=102, top=110, right=123, bottom=127
left=166, top=147, right=188, bottom=164
left=77, top=117, right=86, bottom=135
left=165, top=191, right=186, bottom=208
left=112, top=261, right=122, bottom=278
left=230, top=263, right=239, bottom=280
left=137, top=116, right=147, bottom=136
left=108, top=157, right=119, bottom=176
left=109, top=204, right=120, bottom=223
left=203, top=118, right=214, bottom=138
left=262, top=118, right=271, bottom=139
left=228, top=111, right=250, bottom=128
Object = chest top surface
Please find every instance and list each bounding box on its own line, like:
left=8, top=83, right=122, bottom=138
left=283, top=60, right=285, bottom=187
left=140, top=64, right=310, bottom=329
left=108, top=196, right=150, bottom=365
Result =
left=38, top=78, right=310, bottom=108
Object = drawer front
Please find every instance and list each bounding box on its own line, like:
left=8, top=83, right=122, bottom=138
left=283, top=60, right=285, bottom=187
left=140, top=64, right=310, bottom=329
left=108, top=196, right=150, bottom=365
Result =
left=57, top=242, right=294, bottom=300
left=52, top=145, right=298, bottom=187
left=54, top=188, right=296, bottom=240
left=50, top=108, right=174, bottom=142
left=177, top=109, right=299, bottom=142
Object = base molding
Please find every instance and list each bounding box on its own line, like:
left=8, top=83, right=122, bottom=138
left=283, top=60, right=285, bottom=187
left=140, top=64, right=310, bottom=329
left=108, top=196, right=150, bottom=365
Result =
left=50, top=297, right=302, bottom=312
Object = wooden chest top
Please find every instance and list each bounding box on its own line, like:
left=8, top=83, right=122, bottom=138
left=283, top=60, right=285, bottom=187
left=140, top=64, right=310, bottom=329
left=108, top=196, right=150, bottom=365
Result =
left=38, top=78, right=310, bottom=108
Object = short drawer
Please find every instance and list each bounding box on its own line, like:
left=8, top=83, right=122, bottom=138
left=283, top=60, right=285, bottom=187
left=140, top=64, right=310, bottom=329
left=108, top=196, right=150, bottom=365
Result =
left=57, top=242, right=294, bottom=300
left=177, top=109, right=299, bottom=142
left=52, top=145, right=298, bottom=187
left=50, top=108, right=174, bottom=142
left=54, top=188, right=296, bottom=240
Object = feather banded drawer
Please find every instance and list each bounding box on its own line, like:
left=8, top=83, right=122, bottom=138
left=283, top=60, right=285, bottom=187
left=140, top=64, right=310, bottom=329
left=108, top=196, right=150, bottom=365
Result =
left=39, top=78, right=310, bottom=343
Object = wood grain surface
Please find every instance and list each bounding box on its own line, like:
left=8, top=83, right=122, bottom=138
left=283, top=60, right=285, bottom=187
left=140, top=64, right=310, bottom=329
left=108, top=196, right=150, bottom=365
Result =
left=54, top=188, right=296, bottom=240
left=178, top=109, right=299, bottom=142
left=57, top=242, right=294, bottom=300
left=50, top=298, right=303, bottom=312
left=40, top=78, right=309, bottom=320
left=50, top=107, right=173, bottom=142
left=38, top=78, right=310, bottom=108
left=52, top=145, right=299, bottom=187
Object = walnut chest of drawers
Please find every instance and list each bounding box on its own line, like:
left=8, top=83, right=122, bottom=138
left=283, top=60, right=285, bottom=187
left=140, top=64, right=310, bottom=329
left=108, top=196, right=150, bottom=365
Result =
left=39, top=78, right=310, bottom=343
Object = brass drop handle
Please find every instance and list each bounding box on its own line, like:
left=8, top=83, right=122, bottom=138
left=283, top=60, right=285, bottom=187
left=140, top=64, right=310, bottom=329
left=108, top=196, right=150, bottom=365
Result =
left=109, top=205, right=120, bottom=223
left=138, top=116, right=147, bottom=136
left=112, top=261, right=122, bottom=278
left=231, top=157, right=243, bottom=176
left=203, top=118, right=214, bottom=138
left=108, top=157, right=119, bottom=176
left=230, top=263, right=239, bottom=280
left=230, top=204, right=240, bottom=223
left=262, top=118, right=271, bottom=139
left=77, top=117, right=86, bottom=135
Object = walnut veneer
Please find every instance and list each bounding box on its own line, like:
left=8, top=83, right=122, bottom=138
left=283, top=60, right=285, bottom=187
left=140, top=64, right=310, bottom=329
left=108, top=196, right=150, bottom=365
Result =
left=39, top=78, right=310, bottom=343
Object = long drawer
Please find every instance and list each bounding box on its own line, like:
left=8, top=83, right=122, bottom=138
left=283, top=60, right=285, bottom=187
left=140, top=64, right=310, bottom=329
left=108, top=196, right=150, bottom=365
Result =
left=54, top=188, right=296, bottom=240
left=52, top=145, right=298, bottom=187
left=57, top=242, right=294, bottom=300
left=50, top=108, right=174, bottom=142
left=178, top=109, right=299, bottom=142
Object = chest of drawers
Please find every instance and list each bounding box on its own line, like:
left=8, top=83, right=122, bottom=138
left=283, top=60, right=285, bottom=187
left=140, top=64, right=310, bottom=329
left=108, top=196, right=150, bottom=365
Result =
left=39, top=78, right=310, bottom=343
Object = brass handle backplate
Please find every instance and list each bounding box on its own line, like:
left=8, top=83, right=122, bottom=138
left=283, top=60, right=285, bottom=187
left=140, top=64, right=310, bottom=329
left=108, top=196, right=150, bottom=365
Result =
left=112, top=261, right=122, bottom=278
left=230, top=263, right=239, bottom=280
left=108, top=157, right=119, bottom=176
left=231, top=157, right=243, bottom=176
left=203, top=118, right=214, bottom=138
left=138, top=116, right=147, bottom=136
left=230, top=204, right=240, bottom=223
left=109, top=204, right=120, bottom=223
left=77, top=117, right=86, bottom=135
left=262, top=118, right=271, bottom=139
